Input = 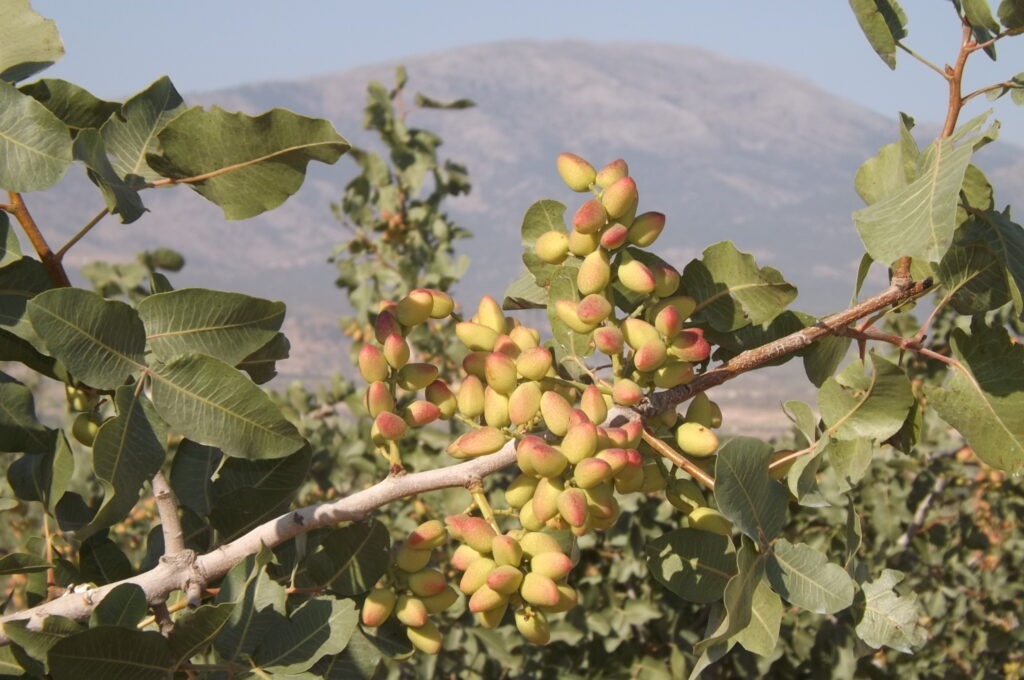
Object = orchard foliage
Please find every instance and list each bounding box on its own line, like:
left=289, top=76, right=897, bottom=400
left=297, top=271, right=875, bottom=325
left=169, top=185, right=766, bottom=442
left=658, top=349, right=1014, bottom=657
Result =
left=0, top=0, right=1022, bottom=678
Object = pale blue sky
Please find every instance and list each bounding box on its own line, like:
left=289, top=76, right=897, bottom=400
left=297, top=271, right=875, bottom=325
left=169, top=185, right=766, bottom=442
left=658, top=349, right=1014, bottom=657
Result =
left=30, top=1, right=1024, bottom=144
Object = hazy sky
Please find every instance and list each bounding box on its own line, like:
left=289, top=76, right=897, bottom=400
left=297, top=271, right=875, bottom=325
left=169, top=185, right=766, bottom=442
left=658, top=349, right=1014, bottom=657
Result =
left=30, top=1, right=1024, bottom=145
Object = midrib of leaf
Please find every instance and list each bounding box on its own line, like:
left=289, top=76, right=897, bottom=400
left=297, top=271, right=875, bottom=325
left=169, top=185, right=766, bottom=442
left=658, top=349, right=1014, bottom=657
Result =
left=147, top=365, right=290, bottom=441
left=127, top=89, right=179, bottom=177
left=318, top=531, right=378, bottom=586
left=947, top=358, right=1018, bottom=445
left=103, top=387, right=147, bottom=490
left=0, top=126, right=67, bottom=162
left=164, top=141, right=345, bottom=185
left=717, top=453, right=771, bottom=544
left=692, top=280, right=793, bottom=315
left=924, top=138, right=946, bottom=252
left=29, top=304, right=144, bottom=371
left=825, top=368, right=878, bottom=438
left=145, top=309, right=283, bottom=342
left=771, top=548, right=835, bottom=603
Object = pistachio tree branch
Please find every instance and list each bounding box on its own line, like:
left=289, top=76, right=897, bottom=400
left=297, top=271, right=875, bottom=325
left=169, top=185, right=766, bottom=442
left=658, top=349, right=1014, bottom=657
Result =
left=0, top=441, right=518, bottom=644
left=151, top=471, right=186, bottom=556
left=638, top=277, right=931, bottom=417
left=5, top=192, right=70, bottom=287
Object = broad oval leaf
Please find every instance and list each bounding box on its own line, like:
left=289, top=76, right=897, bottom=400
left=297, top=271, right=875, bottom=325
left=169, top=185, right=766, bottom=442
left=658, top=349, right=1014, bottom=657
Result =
left=90, top=583, right=148, bottom=629
left=852, top=119, right=996, bottom=265
left=139, top=288, right=285, bottom=365
left=27, top=288, right=145, bottom=390
left=0, top=552, right=50, bottom=575
left=101, top=76, right=185, bottom=186
left=3, top=616, right=84, bottom=673
left=855, top=569, right=927, bottom=653
left=714, top=437, right=789, bottom=545
left=147, top=106, right=350, bottom=220
left=927, top=324, right=1024, bottom=473
left=304, top=521, right=391, bottom=596
left=0, top=79, right=72, bottom=191
left=645, top=528, right=737, bottom=603
left=76, top=386, right=168, bottom=541
left=0, top=374, right=50, bottom=453
left=168, top=603, right=237, bottom=665
left=848, top=0, right=908, bottom=69
left=214, top=545, right=287, bottom=661
left=253, top=597, right=358, bottom=675
left=694, top=538, right=766, bottom=655
left=766, top=538, right=855, bottom=615
left=818, top=353, right=914, bottom=442
left=0, top=256, right=52, bottom=346
left=19, top=79, right=119, bottom=135
left=48, top=627, right=173, bottom=680
left=169, top=439, right=221, bottom=517
left=682, top=241, right=797, bottom=332
left=72, top=129, right=146, bottom=223
left=209, top=448, right=311, bottom=541
left=149, top=353, right=305, bottom=459
left=0, top=0, right=63, bottom=83
left=733, top=580, right=783, bottom=657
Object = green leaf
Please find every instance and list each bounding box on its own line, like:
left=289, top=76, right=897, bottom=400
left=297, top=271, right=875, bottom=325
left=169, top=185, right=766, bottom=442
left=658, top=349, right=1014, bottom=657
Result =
left=546, top=265, right=592, bottom=377
left=214, top=545, right=287, bottom=661
left=48, top=628, right=173, bottom=680
left=848, top=0, right=908, bottom=69
left=0, top=552, right=50, bottom=575
left=0, top=79, right=72, bottom=191
left=19, top=79, right=119, bottom=135
left=168, top=439, right=221, bottom=517
left=682, top=241, right=797, bottom=332
left=818, top=353, right=914, bottom=441
left=79, top=535, right=132, bottom=585
left=766, top=538, right=856, bottom=614
left=209, top=448, right=311, bottom=541
left=0, top=374, right=50, bottom=452
left=714, top=438, right=789, bottom=545
left=960, top=208, right=1024, bottom=316
left=0, top=212, right=20, bottom=267
left=0, top=0, right=63, bottom=83
left=312, top=627, right=382, bottom=680
left=3, top=616, right=84, bottom=674
left=935, top=241, right=1011, bottom=313
left=413, top=92, right=475, bottom=110
left=253, top=598, right=358, bottom=674
left=147, top=106, right=350, bottom=220
left=139, top=288, right=285, bottom=365
left=101, top=76, right=185, bottom=186
left=7, top=431, right=72, bottom=511
left=804, top=334, right=852, bottom=387
left=167, top=603, right=236, bottom=664
left=149, top=353, right=305, bottom=459
left=998, top=0, right=1024, bottom=30
left=694, top=538, right=766, bottom=655
left=502, top=269, right=549, bottom=310
left=927, top=323, right=1024, bottom=472
left=519, top=199, right=568, bottom=288
left=852, top=118, right=996, bottom=265
left=732, top=580, right=783, bottom=657
left=90, top=583, right=148, bottom=628
left=963, top=0, right=1002, bottom=32
left=0, top=256, right=52, bottom=347
left=236, top=332, right=290, bottom=385
left=645, top=528, right=737, bottom=604
left=854, top=113, right=918, bottom=205
left=72, top=128, right=146, bottom=223
left=27, top=288, right=145, bottom=390
left=855, top=569, right=926, bottom=652
left=76, top=386, right=167, bottom=540
left=822, top=437, right=875, bottom=492
left=304, top=521, right=391, bottom=596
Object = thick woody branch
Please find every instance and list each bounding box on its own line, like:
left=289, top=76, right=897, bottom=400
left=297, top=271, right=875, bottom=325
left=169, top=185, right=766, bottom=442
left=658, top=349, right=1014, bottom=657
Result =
left=0, top=442, right=517, bottom=644
left=151, top=471, right=185, bottom=556
left=638, top=277, right=930, bottom=417
left=5, top=192, right=70, bottom=287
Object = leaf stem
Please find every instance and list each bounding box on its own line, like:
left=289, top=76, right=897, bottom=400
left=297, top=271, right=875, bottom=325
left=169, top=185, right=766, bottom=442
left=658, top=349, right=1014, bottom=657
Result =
left=6, top=192, right=70, bottom=287
left=896, top=42, right=949, bottom=79
left=56, top=208, right=109, bottom=260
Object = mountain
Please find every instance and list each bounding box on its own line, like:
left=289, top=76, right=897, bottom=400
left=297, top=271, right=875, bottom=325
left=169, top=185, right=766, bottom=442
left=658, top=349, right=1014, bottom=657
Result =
left=24, top=41, right=1024, bottom=431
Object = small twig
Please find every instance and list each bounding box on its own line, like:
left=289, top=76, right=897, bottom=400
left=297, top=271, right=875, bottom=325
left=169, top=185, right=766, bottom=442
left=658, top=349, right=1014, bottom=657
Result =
left=152, top=471, right=185, bottom=556
left=767, top=443, right=816, bottom=472
left=6, top=192, right=70, bottom=287
left=56, top=208, right=109, bottom=261
left=962, top=78, right=1022, bottom=105
left=896, top=476, right=949, bottom=550
left=835, top=327, right=959, bottom=369
left=640, top=427, right=715, bottom=489
left=151, top=601, right=174, bottom=636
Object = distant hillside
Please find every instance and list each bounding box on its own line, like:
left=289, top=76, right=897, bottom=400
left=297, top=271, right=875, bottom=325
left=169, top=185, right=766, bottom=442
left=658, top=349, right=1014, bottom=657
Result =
left=25, top=41, right=1024, bottom=431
